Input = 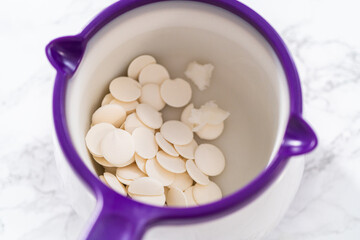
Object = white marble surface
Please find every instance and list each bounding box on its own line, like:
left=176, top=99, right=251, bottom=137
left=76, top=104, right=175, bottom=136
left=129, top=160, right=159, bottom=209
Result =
left=0, top=0, right=359, bottom=239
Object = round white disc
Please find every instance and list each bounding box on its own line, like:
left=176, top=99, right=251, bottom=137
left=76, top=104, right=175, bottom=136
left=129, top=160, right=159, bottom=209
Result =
left=128, top=177, right=164, bottom=196
left=155, top=132, right=179, bottom=157
left=101, top=93, right=114, bottom=106
left=110, top=99, right=138, bottom=114
left=116, top=163, right=145, bottom=180
left=195, top=122, right=224, bottom=140
left=145, top=158, right=175, bottom=186
left=109, top=77, right=141, bottom=102
left=92, top=104, right=126, bottom=128
left=139, top=64, right=170, bottom=85
left=160, top=78, right=192, bottom=108
left=132, top=127, right=158, bottom=159
left=185, top=159, right=209, bottom=185
left=103, top=172, right=127, bottom=196
left=169, top=172, right=193, bottom=191
left=132, top=194, right=166, bottom=206
left=136, top=104, right=163, bottom=129
left=160, top=120, right=193, bottom=145
left=116, top=175, right=133, bottom=185
left=135, top=154, right=147, bottom=174
left=184, top=187, right=197, bottom=206
left=85, top=123, right=115, bottom=157
left=193, top=181, right=222, bottom=205
left=166, top=187, right=188, bottom=207
left=127, top=55, right=156, bottom=79
left=101, top=129, right=135, bottom=166
left=195, top=144, right=225, bottom=176
left=174, top=139, right=198, bottom=160
left=124, top=113, right=154, bottom=134
left=140, top=83, right=165, bottom=111
left=93, top=155, right=114, bottom=167
left=156, top=151, right=186, bottom=174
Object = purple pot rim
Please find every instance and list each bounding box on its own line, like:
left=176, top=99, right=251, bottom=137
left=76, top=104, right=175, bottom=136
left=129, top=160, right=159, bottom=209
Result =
left=49, top=0, right=317, bottom=226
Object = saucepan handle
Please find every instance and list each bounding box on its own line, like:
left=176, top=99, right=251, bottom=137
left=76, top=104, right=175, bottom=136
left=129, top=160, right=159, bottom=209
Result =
left=280, top=114, right=318, bottom=157
left=82, top=195, right=150, bottom=240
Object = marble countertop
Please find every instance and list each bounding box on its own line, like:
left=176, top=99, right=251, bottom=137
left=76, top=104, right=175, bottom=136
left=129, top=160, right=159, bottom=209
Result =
left=0, top=0, right=359, bottom=239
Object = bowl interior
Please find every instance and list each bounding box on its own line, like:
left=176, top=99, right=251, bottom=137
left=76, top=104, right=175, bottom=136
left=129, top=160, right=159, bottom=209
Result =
left=65, top=1, right=289, bottom=196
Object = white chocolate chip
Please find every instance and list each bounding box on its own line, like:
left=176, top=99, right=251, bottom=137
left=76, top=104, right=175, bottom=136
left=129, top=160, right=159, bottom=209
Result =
left=109, top=77, right=141, bottom=102
left=174, top=139, right=198, bottom=160
left=146, top=158, right=175, bottom=186
left=93, top=156, right=114, bottom=167
left=101, top=129, right=135, bottom=166
left=85, top=123, right=115, bottom=157
left=185, top=159, right=209, bottom=185
left=99, top=175, right=108, bottom=185
left=136, top=104, right=163, bottom=129
left=132, top=127, right=158, bottom=159
left=155, top=132, right=179, bottom=157
left=124, top=113, right=154, bottom=134
left=160, top=78, right=192, bottom=108
left=101, top=93, right=114, bottom=106
left=181, top=103, right=195, bottom=128
left=92, top=104, right=126, bottom=128
left=139, top=64, right=170, bottom=85
left=166, top=187, right=188, bottom=207
left=116, top=163, right=146, bottom=180
left=189, top=101, right=230, bottom=131
left=116, top=175, right=133, bottom=185
left=112, top=155, right=135, bottom=168
left=169, top=172, right=193, bottom=191
left=103, top=172, right=127, bottom=196
left=184, top=61, right=214, bottom=91
left=140, top=83, right=165, bottom=111
left=110, top=99, right=138, bottom=114
left=195, top=144, right=225, bottom=176
left=156, top=151, right=186, bottom=174
left=135, top=154, right=147, bottom=174
left=128, top=177, right=164, bottom=196
left=195, top=122, right=224, bottom=140
left=184, top=187, right=197, bottom=206
left=193, top=181, right=222, bottom=205
left=160, top=120, right=193, bottom=145
left=128, top=55, right=156, bottom=79
left=132, top=194, right=166, bottom=206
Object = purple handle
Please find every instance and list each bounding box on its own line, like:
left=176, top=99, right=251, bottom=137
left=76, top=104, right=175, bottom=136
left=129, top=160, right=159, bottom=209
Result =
left=46, top=36, right=85, bottom=75
left=280, top=114, right=318, bottom=157
left=82, top=194, right=151, bottom=240
left=85, top=207, right=145, bottom=240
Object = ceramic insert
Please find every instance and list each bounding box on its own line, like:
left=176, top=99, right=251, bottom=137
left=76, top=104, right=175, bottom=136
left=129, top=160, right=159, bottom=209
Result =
left=66, top=2, right=291, bottom=207
left=174, top=139, right=198, bottom=160
left=85, top=55, right=231, bottom=206
left=139, top=64, right=170, bottom=85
